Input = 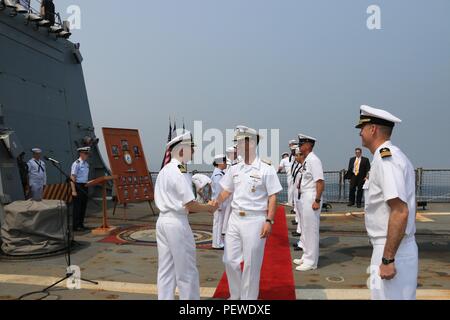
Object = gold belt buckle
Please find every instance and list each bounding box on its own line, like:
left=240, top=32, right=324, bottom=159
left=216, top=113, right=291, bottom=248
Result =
left=239, top=211, right=246, bottom=217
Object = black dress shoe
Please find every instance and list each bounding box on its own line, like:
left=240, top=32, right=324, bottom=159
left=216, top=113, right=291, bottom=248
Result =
left=356, top=204, right=362, bottom=208
left=347, top=203, right=355, bottom=207
left=291, top=220, right=298, bottom=225
left=292, top=232, right=301, bottom=237
left=74, top=226, right=90, bottom=232
left=293, top=246, right=303, bottom=252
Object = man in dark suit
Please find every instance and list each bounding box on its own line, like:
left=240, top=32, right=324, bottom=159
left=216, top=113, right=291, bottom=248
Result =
left=345, top=148, right=370, bottom=208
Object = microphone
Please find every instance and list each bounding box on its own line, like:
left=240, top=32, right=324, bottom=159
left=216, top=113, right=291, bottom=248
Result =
left=44, top=156, right=60, bottom=164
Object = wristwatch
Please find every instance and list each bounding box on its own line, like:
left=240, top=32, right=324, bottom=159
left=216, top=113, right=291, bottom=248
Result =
left=314, top=198, right=321, bottom=204
left=266, top=219, right=274, bottom=225
left=382, top=257, right=395, bottom=265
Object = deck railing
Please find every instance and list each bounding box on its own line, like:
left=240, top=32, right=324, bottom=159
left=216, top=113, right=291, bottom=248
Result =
left=149, top=169, right=450, bottom=203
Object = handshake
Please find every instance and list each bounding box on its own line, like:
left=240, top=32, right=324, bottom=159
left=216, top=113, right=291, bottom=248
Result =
left=206, top=200, right=220, bottom=213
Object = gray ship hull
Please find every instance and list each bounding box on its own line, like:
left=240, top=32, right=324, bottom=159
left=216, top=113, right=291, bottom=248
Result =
left=0, top=11, right=107, bottom=205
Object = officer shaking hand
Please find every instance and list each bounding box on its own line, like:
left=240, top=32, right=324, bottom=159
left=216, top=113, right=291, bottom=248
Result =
left=154, top=131, right=216, bottom=301
left=211, top=126, right=282, bottom=300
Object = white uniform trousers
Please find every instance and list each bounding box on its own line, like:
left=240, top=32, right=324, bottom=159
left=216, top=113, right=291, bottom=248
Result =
left=299, top=191, right=321, bottom=268
left=221, top=196, right=233, bottom=235
left=294, top=193, right=302, bottom=234
left=294, top=198, right=304, bottom=248
left=212, top=209, right=225, bottom=248
left=156, top=213, right=200, bottom=300
left=369, top=236, right=418, bottom=300
left=223, top=211, right=267, bottom=300
left=287, top=177, right=294, bottom=206
left=29, top=181, right=44, bottom=201
left=296, top=207, right=302, bottom=234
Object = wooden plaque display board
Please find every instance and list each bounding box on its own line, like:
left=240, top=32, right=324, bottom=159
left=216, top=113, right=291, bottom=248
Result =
left=102, top=128, right=155, bottom=217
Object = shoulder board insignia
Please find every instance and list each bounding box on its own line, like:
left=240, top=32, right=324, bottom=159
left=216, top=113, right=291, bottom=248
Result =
left=380, top=148, right=392, bottom=159
left=231, top=162, right=238, bottom=166
left=76, top=160, right=80, bottom=163
left=178, top=164, right=187, bottom=173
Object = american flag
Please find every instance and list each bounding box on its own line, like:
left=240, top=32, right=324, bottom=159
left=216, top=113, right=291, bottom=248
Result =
left=160, top=119, right=172, bottom=169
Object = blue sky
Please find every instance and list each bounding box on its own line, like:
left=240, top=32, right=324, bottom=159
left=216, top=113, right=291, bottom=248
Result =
left=56, top=0, right=450, bottom=171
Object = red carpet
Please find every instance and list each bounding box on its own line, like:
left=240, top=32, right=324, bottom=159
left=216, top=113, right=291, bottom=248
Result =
left=213, top=206, right=296, bottom=300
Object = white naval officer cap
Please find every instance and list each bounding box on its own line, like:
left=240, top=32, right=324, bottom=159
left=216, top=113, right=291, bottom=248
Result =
left=213, top=154, right=227, bottom=165
left=298, top=134, right=317, bottom=145
left=166, top=131, right=196, bottom=149
left=234, top=125, right=261, bottom=142
left=77, top=146, right=91, bottom=153
left=31, top=148, right=42, bottom=154
left=281, top=152, right=289, bottom=157
left=355, top=105, right=402, bottom=129
left=289, top=139, right=299, bottom=150
left=226, top=146, right=236, bottom=153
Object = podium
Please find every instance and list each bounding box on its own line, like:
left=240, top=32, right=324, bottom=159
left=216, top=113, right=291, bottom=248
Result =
left=86, top=175, right=118, bottom=235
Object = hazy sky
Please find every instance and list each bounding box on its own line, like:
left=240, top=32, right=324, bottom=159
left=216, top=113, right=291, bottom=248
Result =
left=56, top=0, right=450, bottom=171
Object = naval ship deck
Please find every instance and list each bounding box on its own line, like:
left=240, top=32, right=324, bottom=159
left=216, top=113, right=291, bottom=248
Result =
left=0, top=202, right=449, bottom=300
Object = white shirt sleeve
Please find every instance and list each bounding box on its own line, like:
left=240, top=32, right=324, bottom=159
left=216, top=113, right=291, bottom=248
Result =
left=265, top=166, right=283, bottom=196
left=27, top=160, right=32, bottom=174
left=175, top=170, right=195, bottom=206
left=380, top=159, right=407, bottom=203
left=211, top=172, right=224, bottom=200
left=43, top=162, right=47, bottom=185
left=71, top=162, right=79, bottom=177
left=220, top=168, right=235, bottom=193
left=278, top=159, right=285, bottom=172
left=310, top=158, right=324, bottom=182
left=211, top=172, right=223, bottom=185
left=191, top=176, right=199, bottom=190
left=203, top=175, right=212, bottom=187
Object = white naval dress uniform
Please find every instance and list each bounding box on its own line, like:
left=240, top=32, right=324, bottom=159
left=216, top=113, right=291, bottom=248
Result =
left=27, top=158, right=47, bottom=201
left=291, top=160, right=302, bottom=234
left=154, top=158, right=200, bottom=300
left=279, top=155, right=295, bottom=206
left=292, top=161, right=304, bottom=248
left=298, top=152, right=324, bottom=268
left=364, top=141, right=418, bottom=300
left=221, top=158, right=239, bottom=235
left=220, top=157, right=282, bottom=300
left=211, top=167, right=225, bottom=249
